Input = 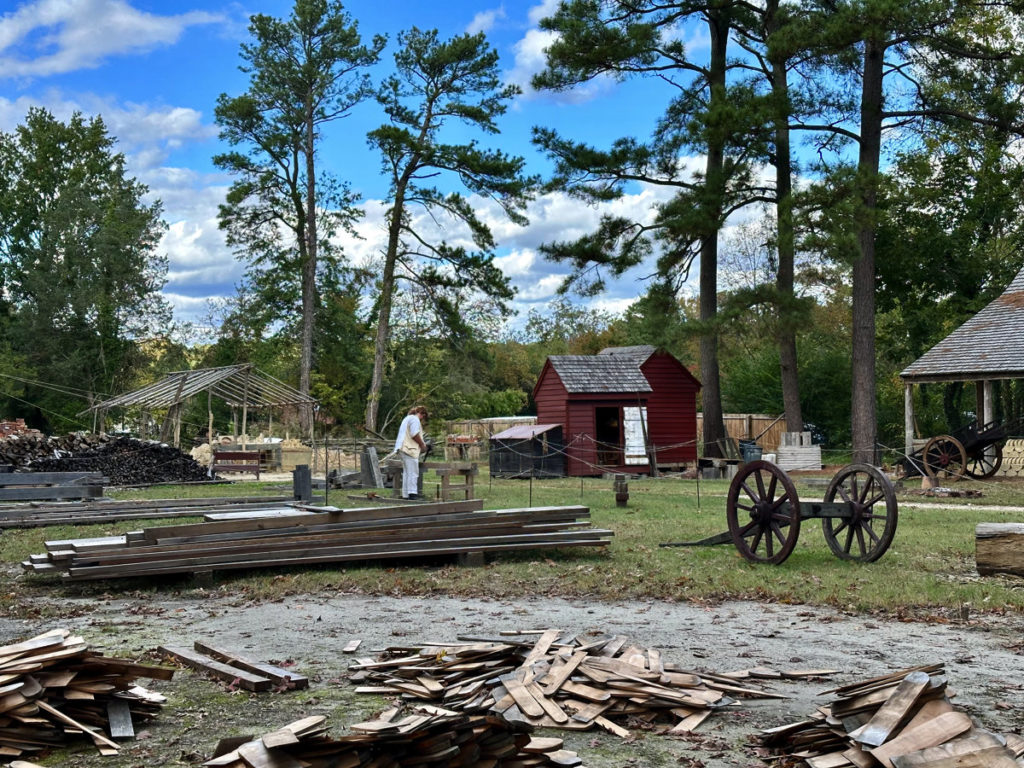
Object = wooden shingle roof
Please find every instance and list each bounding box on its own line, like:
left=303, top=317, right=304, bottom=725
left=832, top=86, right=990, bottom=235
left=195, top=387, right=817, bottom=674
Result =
left=901, top=267, right=1024, bottom=383
left=598, top=345, right=656, bottom=361
left=547, top=355, right=653, bottom=394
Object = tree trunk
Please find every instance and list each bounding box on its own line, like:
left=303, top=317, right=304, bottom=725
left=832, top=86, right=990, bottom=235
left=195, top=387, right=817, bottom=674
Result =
left=767, top=1, right=803, bottom=433
left=851, top=37, right=884, bottom=464
left=300, top=104, right=317, bottom=435
left=365, top=174, right=412, bottom=434
left=698, top=9, right=731, bottom=459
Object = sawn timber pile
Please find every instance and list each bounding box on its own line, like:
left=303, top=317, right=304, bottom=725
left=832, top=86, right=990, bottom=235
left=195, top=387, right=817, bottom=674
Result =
left=0, top=433, right=209, bottom=485
left=204, top=710, right=587, bottom=768
left=759, top=663, right=1024, bottom=767
left=0, top=628, right=173, bottom=760
left=348, top=628, right=824, bottom=740
left=22, top=499, right=613, bottom=580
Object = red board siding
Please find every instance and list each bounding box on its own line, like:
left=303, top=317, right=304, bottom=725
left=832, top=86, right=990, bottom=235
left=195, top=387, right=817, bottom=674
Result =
left=640, top=353, right=699, bottom=464
left=531, top=352, right=700, bottom=477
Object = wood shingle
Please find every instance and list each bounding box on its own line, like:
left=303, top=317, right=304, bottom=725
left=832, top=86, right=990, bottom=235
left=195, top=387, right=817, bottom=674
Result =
left=901, top=267, right=1024, bottom=383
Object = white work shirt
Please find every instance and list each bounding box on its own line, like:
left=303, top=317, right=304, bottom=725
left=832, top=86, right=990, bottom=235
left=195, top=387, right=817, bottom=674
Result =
left=394, top=414, right=422, bottom=452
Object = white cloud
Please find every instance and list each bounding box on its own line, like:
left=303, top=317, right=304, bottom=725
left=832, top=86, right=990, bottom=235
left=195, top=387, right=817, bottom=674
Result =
left=466, top=6, right=505, bottom=35
left=0, top=0, right=222, bottom=79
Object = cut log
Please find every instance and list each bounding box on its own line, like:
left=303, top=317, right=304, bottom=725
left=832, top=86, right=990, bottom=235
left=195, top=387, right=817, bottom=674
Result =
left=976, top=523, right=1024, bottom=576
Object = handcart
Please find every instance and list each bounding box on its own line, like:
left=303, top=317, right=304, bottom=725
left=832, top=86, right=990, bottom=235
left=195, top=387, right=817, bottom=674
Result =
left=900, top=418, right=1022, bottom=483
left=662, top=461, right=898, bottom=565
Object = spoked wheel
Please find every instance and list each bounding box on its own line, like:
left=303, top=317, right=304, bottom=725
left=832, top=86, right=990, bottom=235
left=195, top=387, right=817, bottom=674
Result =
left=726, top=460, right=801, bottom=564
left=821, top=463, right=898, bottom=562
left=922, top=435, right=967, bottom=483
left=965, top=443, right=1002, bottom=480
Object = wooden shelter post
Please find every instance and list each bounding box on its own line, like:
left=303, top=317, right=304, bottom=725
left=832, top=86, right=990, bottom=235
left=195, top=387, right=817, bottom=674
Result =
left=904, top=383, right=915, bottom=459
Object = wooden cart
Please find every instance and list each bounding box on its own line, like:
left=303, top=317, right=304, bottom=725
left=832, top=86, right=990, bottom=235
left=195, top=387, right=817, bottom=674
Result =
left=662, top=461, right=898, bottom=565
left=900, top=418, right=1020, bottom=483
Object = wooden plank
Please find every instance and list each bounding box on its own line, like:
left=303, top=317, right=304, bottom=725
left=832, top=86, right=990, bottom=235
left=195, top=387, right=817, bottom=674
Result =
left=541, top=650, right=586, bottom=695
left=237, top=740, right=304, bottom=768
left=157, top=646, right=272, bottom=692
left=889, top=731, right=1008, bottom=768
left=0, top=486, right=104, bottom=502
left=35, top=700, right=119, bottom=751
left=106, top=700, right=134, bottom=739
left=867, top=711, right=973, bottom=768
left=851, top=671, right=933, bottom=747
left=192, top=642, right=308, bottom=689
left=0, top=472, right=104, bottom=486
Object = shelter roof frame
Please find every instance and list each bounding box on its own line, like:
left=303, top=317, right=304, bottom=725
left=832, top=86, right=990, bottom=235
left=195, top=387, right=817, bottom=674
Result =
left=79, top=363, right=317, bottom=416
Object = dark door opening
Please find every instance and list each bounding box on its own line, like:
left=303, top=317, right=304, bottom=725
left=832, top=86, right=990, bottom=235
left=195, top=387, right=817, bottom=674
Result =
left=595, top=406, right=622, bottom=466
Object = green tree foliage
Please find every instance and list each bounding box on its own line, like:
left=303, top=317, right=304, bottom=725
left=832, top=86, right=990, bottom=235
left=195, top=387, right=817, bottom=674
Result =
left=532, top=0, right=773, bottom=457
left=0, top=108, right=168, bottom=430
left=799, top=0, right=1024, bottom=461
left=214, top=0, right=384, bottom=431
left=364, top=27, right=535, bottom=432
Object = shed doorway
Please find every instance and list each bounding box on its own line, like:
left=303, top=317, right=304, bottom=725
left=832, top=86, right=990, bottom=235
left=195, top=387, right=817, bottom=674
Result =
left=595, top=407, right=622, bottom=466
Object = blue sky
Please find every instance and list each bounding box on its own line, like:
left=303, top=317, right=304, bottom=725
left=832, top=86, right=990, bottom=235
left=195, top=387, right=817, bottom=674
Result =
left=0, top=0, right=707, bottom=335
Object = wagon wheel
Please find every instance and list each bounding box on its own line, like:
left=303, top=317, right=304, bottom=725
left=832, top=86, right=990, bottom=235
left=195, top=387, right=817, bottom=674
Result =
left=922, top=435, right=967, bottom=483
left=965, top=443, right=1003, bottom=480
left=726, top=460, right=801, bottom=565
left=821, top=463, right=898, bottom=562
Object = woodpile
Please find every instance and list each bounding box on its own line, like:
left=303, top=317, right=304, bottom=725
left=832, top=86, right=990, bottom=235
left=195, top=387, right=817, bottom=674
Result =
left=348, top=628, right=822, bottom=739
left=759, top=664, right=1024, bottom=767
left=0, top=433, right=209, bottom=485
left=0, top=628, right=173, bottom=760
left=22, top=499, right=612, bottom=580
left=204, top=710, right=586, bottom=768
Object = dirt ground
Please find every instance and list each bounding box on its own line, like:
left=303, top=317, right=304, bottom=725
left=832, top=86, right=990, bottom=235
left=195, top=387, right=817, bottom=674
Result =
left=6, top=590, right=1024, bottom=767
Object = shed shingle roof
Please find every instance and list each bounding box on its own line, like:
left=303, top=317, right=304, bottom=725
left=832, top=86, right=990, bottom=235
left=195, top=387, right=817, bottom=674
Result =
left=598, top=345, right=656, bottom=361
left=548, top=355, right=653, bottom=393
left=901, top=267, right=1024, bottom=382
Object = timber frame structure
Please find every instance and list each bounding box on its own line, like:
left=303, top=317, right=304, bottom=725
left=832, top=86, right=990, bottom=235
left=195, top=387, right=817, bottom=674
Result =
left=81, top=364, right=318, bottom=448
left=900, top=266, right=1024, bottom=459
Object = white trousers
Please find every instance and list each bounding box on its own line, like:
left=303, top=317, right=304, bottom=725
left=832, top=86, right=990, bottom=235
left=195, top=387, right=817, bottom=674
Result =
left=400, top=452, right=419, bottom=497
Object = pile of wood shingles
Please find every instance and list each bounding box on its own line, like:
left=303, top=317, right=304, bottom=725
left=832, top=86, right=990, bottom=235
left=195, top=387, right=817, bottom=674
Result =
left=22, top=500, right=612, bottom=580
left=204, top=710, right=587, bottom=768
left=0, top=629, right=172, bottom=760
left=349, top=629, right=814, bottom=739
left=760, top=664, right=1024, bottom=767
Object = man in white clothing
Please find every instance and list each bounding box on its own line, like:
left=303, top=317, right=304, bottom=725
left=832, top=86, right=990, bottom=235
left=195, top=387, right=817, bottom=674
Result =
left=394, top=406, right=428, bottom=499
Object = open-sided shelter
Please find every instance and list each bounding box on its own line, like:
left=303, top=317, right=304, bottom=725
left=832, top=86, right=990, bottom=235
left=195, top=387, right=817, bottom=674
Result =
left=81, top=363, right=317, bottom=448
left=900, top=266, right=1024, bottom=457
left=489, top=423, right=565, bottom=478
left=532, top=346, right=701, bottom=476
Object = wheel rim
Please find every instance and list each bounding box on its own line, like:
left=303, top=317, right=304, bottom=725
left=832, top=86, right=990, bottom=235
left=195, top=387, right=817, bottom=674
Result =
left=922, top=435, right=966, bottom=483
left=726, top=460, right=801, bottom=564
left=965, top=444, right=1002, bottom=480
left=822, top=463, right=898, bottom=562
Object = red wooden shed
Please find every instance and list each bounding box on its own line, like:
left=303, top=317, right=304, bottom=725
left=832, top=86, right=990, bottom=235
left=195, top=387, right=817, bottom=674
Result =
left=532, top=346, right=701, bottom=476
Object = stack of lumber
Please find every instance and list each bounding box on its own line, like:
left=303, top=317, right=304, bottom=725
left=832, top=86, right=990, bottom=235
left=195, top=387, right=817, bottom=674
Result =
left=158, top=641, right=309, bottom=692
left=0, top=628, right=173, bottom=760
left=0, top=471, right=106, bottom=504
left=22, top=500, right=612, bottom=581
left=204, top=710, right=586, bottom=768
left=760, top=664, right=1024, bottom=767
left=349, top=629, right=820, bottom=739
left=0, top=495, right=297, bottom=528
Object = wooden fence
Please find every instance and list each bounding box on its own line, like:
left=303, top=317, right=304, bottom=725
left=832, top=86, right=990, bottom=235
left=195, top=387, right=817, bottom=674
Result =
left=696, top=413, right=786, bottom=454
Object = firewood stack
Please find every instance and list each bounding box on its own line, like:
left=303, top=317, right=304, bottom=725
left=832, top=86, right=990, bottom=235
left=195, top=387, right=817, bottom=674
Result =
left=349, top=629, right=815, bottom=739
left=759, top=664, right=1024, bottom=767
left=0, top=628, right=173, bottom=759
left=204, top=709, right=586, bottom=768
left=0, top=433, right=209, bottom=485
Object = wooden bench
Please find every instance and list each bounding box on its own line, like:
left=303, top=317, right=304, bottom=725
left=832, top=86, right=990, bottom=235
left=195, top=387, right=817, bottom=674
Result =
left=426, top=462, right=478, bottom=501
left=212, top=451, right=261, bottom=480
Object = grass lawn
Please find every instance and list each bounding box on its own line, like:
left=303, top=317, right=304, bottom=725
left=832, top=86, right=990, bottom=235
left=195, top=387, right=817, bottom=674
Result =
left=4, top=467, right=1024, bottom=618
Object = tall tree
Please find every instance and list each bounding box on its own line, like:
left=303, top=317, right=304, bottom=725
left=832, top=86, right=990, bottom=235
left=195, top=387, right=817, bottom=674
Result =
left=0, top=108, right=168, bottom=429
left=214, top=0, right=384, bottom=433
left=363, top=27, right=534, bottom=433
left=801, top=0, right=1024, bottom=462
left=532, top=0, right=771, bottom=458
